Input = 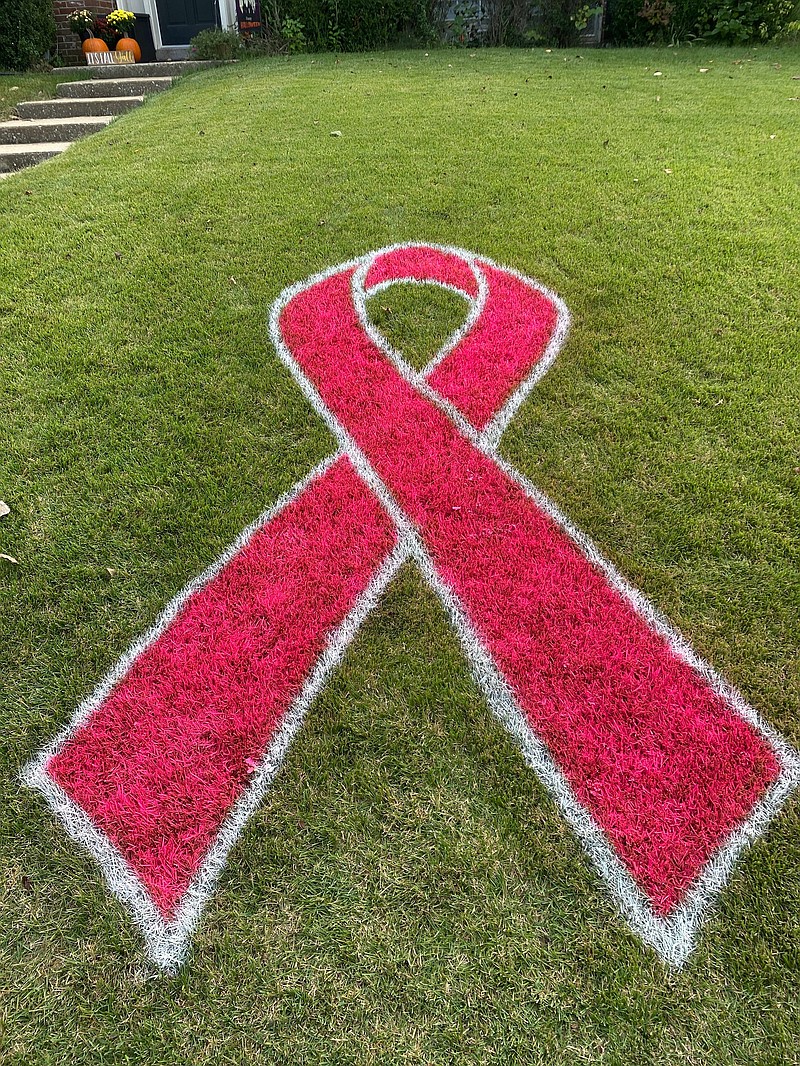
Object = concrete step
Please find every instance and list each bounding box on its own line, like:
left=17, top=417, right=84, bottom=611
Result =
left=85, top=60, right=216, bottom=79
left=57, top=77, right=172, bottom=99
left=14, top=96, right=144, bottom=119
left=0, top=115, right=113, bottom=145
left=156, top=45, right=191, bottom=61
left=0, top=142, right=71, bottom=173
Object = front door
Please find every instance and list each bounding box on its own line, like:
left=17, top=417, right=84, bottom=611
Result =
left=156, top=0, right=217, bottom=45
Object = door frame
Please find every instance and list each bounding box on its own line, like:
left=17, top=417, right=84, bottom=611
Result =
left=130, top=0, right=237, bottom=50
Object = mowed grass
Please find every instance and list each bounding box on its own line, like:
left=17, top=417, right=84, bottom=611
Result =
left=1, top=45, right=799, bottom=1065
left=0, top=72, right=87, bottom=122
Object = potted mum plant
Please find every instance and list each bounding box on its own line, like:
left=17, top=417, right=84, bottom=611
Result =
left=67, top=7, right=94, bottom=40
left=106, top=9, right=141, bottom=61
left=67, top=7, right=109, bottom=56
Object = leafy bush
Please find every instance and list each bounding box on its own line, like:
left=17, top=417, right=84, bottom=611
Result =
left=237, top=33, right=280, bottom=55
left=278, top=0, right=436, bottom=51
left=538, top=0, right=603, bottom=43
left=702, top=0, right=794, bottom=40
left=280, top=16, right=307, bottom=51
left=0, top=0, right=55, bottom=70
left=189, top=27, right=243, bottom=60
left=437, top=0, right=604, bottom=48
left=605, top=0, right=797, bottom=41
left=198, top=0, right=798, bottom=52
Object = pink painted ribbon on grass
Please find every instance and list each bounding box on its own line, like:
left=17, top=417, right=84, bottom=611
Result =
left=35, top=244, right=792, bottom=968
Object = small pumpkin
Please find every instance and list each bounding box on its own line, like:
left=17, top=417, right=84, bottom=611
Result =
left=116, top=37, right=141, bottom=62
left=82, top=37, right=110, bottom=55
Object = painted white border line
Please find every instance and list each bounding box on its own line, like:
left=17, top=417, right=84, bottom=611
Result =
left=275, top=242, right=800, bottom=968
left=21, top=242, right=800, bottom=973
left=22, top=468, right=409, bottom=972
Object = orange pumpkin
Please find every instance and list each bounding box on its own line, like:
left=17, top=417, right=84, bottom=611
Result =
left=82, top=37, right=110, bottom=55
left=116, top=37, right=141, bottom=62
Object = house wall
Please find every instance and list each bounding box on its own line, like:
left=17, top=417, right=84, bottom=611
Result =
left=53, top=0, right=116, bottom=65
left=53, top=0, right=238, bottom=63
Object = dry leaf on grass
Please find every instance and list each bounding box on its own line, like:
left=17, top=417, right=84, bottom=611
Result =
left=0, top=553, right=18, bottom=565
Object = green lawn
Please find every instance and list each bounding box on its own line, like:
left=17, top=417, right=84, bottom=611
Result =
left=0, top=72, right=87, bottom=122
left=1, top=45, right=799, bottom=1065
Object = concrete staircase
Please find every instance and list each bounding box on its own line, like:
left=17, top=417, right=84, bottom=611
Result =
left=0, top=61, right=216, bottom=175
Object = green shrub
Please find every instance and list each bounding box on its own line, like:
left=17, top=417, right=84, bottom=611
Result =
left=189, top=27, right=243, bottom=60
left=605, top=0, right=796, bottom=41
left=187, top=0, right=797, bottom=51
left=537, top=0, right=603, bottom=44
left=439, top=0, right=604, bottom=48
left=0, top=0, right=55, bottom=71
left=280, top=15, right=307, bottom=51
left=190, top=3, right=435, bottom=55
left=278, top=0, right=436, bottom=51
left=702, top=0, right=794, bottom=40
left=239, top=33, right=281, bottom=56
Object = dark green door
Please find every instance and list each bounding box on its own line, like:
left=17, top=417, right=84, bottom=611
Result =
left=156, top=0, right=217, bottom=45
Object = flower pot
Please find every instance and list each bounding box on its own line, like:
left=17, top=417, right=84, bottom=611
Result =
left=116, top=37, right=141, bottom=62
left=82, top=37, right=110, bottom=55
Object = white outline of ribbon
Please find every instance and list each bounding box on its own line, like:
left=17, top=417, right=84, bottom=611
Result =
left=22, top=243, right=800, bottom=973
